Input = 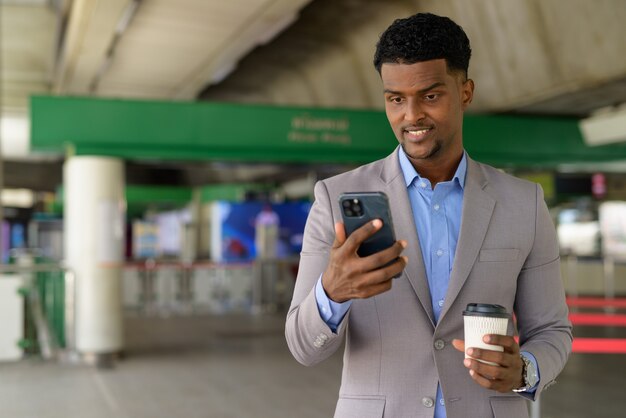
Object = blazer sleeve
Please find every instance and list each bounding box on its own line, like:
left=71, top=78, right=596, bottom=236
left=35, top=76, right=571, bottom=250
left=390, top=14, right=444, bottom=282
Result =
left=514, top=184, right=573, bottom=398
left=285, top=180, right=350, bottom=366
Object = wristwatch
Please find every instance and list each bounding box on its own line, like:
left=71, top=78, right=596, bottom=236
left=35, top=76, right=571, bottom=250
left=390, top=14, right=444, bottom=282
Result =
left=512, top=353, right=539, bottom=392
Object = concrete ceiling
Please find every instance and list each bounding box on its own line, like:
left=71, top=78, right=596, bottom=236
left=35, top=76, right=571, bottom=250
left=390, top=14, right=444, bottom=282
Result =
left=1, top=0, right=626, bottom=192
left=200, top=0, right=626, bottom=116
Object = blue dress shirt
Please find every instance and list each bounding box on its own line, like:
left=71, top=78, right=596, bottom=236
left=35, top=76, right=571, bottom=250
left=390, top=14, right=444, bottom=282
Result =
left=315, top=148, right=538, bottom=416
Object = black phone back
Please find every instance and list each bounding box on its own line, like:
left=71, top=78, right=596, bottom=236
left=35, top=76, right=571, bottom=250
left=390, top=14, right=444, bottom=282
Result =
left=339, top=192, right=396, bottom=257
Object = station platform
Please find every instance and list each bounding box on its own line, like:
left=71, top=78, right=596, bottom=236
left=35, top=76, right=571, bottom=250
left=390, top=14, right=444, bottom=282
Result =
left=1, top=301, right=624, bottom=418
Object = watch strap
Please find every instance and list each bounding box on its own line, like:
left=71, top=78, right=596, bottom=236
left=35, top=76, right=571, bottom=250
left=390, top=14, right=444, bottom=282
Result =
left=512, top=354, right=532, bottom=392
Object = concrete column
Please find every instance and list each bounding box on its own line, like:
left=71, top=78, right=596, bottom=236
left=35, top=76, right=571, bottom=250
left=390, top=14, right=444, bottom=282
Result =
left=64, top=156, right=125, bottom=356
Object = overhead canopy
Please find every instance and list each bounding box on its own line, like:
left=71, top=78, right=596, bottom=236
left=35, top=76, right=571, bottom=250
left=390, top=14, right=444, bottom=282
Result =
left=30, top=95, right=626, bottom=168
left=31, top=96, right=395, bottom=164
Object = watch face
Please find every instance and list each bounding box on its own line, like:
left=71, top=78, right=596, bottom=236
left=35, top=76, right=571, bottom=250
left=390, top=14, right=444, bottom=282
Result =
left=525, top=357, right=539, bottom=386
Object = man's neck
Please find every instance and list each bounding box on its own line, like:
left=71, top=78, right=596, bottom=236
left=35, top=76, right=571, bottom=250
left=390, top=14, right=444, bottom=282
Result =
left=411, top=152, right=463, bottom=186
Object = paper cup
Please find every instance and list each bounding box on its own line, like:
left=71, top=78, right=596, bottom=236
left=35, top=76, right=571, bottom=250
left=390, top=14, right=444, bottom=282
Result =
left=463, top=303, right=510, bottom=366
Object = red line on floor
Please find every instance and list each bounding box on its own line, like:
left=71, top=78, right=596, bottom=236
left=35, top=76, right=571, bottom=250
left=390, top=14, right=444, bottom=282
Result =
left=572, top=338, right=626, bottom=354
left=566, top=297, right=626, bottom=309
left=569, top=313, right=626, bottom=327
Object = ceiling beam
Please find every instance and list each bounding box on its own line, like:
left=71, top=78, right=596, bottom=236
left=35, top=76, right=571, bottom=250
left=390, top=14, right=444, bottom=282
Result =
left=53, top=0, right=133, bottom=94
left=172, top=0, right=312, bottom=99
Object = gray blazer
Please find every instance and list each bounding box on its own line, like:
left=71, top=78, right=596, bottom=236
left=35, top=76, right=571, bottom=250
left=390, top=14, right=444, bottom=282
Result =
left=285, top=148, right=572, bottom=418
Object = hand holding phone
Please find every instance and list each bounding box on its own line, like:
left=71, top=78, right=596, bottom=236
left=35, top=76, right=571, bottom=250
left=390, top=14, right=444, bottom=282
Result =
left=320, top=192, right=407, bottom=303
left=339, top=192, right=397, bottom=257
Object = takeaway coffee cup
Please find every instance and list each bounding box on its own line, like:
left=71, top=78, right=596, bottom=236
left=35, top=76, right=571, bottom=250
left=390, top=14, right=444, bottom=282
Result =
left=463, top=303, right=510, bottom=365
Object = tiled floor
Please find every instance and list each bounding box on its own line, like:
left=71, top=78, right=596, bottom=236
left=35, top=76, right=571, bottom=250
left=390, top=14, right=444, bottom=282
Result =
left=0, top=314, right=342, bottom=418
left=0, top=310, right=624, bottom=418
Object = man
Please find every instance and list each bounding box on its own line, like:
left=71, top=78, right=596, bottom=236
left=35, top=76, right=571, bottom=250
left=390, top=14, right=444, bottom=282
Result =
left=285, top=13, right=572, bottom=418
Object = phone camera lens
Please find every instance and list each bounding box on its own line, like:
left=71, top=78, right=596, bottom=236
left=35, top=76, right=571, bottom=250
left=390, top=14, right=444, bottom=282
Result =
left=342, top=197, right=364, bottom=217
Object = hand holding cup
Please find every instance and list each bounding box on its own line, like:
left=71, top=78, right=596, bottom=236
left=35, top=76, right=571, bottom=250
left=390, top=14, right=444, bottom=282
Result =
left=452, top=304, right=524, bottom=392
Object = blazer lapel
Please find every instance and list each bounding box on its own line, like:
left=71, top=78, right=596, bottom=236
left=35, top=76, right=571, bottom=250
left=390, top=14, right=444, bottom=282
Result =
left=381, top=149, right=435, bottom=326
left=439, top=157, right=495, bottom=323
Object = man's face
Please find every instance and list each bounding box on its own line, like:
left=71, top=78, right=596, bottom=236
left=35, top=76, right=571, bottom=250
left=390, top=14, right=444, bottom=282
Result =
left=381, top=59, right=474, bottom=164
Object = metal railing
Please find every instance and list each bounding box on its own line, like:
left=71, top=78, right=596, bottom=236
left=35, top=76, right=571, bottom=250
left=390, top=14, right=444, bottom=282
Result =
left=562, top=254, right=626, bottom=307
left=122, top=258, right=297, bottom=316
left=0, top=263, right=76, bottom=361
left=0, top=256, right=299, bottom=363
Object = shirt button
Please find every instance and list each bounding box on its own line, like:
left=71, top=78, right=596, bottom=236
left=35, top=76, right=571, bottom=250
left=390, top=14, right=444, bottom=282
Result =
left=422, top=397, right=434, bottom=408
left=434, top=339, right=445, bottom=350
left=420, top=182, right=427, bottom=188
left=440, top=398, right=445, bottom=406
left=438, top=299, right=444, bottom=307
left=436, top=249, right=443, bottom=257
left=433, top=204, right=440, bottom=211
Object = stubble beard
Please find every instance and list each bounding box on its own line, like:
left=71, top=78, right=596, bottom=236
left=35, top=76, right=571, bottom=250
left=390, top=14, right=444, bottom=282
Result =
left=401, top=139, right=442, bottom=162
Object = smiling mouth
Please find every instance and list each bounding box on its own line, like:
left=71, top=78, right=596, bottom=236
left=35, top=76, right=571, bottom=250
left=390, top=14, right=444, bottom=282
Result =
left=404, top=127, right=433, bottom=140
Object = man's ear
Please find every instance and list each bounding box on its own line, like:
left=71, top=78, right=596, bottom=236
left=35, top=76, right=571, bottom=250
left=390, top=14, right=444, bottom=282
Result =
left=461, top=79, right=474, bottom=110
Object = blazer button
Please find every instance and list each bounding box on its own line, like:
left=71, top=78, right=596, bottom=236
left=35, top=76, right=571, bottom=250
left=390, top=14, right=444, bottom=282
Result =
left=434, top=339, right=445, bottom=350
left=422, top=397, right=434, bottom=408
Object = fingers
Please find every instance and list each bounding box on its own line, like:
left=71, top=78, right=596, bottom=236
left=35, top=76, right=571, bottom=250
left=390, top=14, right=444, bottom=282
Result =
left=352, top=255, right=408, bottom=289
left=462, top=337, right=524, bottom=393
left=325, top=219, right=407, bottom=301
left=467, top=368, right=501, bottom=391
left=483, top=335, right=519, bottom=354
left=463, top=356, right=521, bottom=393
left=360, top=239, right=407, bottom=271
left=347, top=276, right=394, bottom=299
left=334, top=254, right=407, bottom=300
left=373, top=254, right=408, bottom=281
left=334, top=219, right=407, bottom=272
left=466, top=347, right=508, bottom=367
left=464, top=357, right=504, bottom=389
left=451, top=339, right=465, bottom=353
left=337, top=218, right=407, bottom=273
left=342, top=219, right=383, bottom=253
left=332, top=222, right=347, bottom=249
left=465, top=335, right=519, bottom=367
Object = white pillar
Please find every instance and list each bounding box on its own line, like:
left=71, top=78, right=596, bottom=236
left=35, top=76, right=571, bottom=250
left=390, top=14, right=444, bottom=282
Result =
left=64, top=156, right=125, bottom=355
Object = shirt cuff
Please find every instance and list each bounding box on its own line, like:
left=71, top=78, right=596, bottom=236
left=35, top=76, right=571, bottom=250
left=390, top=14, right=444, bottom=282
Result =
left=315, top=275, right=352, bottom=332
left=520, top=351, right=541, bottom=393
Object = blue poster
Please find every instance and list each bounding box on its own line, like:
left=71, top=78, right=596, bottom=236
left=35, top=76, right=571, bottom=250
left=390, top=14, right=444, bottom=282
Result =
left=212, top=201, right=311, bottom=262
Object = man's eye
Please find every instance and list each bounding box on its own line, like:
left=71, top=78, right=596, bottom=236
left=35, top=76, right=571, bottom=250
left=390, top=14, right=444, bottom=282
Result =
left=389, top=97, right=403, bottom=104
left=425, top=94, right=438, bottom=101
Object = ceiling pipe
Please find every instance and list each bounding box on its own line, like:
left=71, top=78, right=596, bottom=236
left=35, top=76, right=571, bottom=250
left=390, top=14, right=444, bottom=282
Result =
left=50, top=0, right=74, bottom=93
left=89, top=0, right=142, bottom=93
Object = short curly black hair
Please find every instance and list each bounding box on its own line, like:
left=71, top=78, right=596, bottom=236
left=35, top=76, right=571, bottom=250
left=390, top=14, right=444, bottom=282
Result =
left=373, top=13, right=471, bottom=78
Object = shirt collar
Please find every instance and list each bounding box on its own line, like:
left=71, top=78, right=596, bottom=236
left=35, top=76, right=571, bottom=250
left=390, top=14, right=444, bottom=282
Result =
left=397, top=146, right=467, bottom=190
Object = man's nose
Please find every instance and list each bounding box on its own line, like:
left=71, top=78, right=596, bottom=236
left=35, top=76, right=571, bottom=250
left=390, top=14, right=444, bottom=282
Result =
left=404, top=99, right=425, bottom=124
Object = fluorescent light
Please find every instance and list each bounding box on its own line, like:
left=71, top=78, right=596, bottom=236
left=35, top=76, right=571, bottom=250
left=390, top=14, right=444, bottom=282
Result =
left=1, top=189, right=34, bottom=208
left=0, top=113, right=30, bottom=158
left=579, top=104, right=626, bottom=146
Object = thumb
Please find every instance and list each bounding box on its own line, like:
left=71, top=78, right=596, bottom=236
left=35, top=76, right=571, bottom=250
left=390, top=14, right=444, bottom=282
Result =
left=332, top=222, right=347, bottom=249
left=451, top=339, right=466, bottom=353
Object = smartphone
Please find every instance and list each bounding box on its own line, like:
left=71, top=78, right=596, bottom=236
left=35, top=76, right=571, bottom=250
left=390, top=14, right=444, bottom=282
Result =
left=339, top=192, right=397, bottom=258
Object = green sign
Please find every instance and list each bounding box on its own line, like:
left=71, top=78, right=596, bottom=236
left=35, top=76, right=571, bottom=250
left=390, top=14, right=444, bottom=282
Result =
left=31, top=96, right=396, bottom=164
left=30, top=96, right=626, bottom=168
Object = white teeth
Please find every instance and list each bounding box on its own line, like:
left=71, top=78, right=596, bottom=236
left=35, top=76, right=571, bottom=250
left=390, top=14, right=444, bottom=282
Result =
left=407, top=129, right=429, bottom=135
